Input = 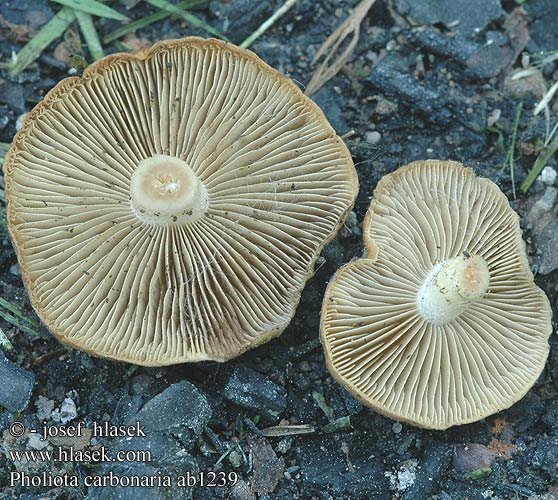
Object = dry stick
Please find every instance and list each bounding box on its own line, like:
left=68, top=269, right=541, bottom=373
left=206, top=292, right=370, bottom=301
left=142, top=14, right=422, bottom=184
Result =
left=240, top=0, right=298, bottom=49
left=305, top=0, right=377, bottom=97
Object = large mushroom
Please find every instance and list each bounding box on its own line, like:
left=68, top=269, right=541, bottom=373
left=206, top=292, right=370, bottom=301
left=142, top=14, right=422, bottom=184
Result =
left=321, top=160, right=552, bottom=429
left=5, top=37, right=358, bottom=366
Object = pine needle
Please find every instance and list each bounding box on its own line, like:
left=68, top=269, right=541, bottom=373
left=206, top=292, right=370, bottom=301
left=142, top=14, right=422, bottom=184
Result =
left=8, top=7, right=76, bottom=77
left=75, top=10, right=104, bottom=60
left=103, top=0, right=203, bottom=44
left=503, top=102, right=522, bottom=198
left=144, top=0, right=229, bottom=41
left=0, top=298, right=40, bottom=338
left=50, top=0, right=129, bottom=21
left=521, top=133, right=558, bottom=193
left=240, top=0, right=297, bottom=49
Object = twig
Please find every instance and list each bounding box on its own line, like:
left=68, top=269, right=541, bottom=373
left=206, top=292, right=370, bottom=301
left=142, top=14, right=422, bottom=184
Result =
left=31, top=348, right=68, bottom=367
left=262, top=424, right=315, bottom=437
left=240, top=0, right=297, bottom=49
left=505, top=102, right=523, bottom=199
left=305, top=0, right=377, bottom=97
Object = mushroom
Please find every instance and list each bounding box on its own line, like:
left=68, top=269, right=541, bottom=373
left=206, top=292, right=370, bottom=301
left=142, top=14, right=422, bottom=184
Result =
left=5, top=37, right=358, bottom=366
left=320, top=160, right=552, bottom=429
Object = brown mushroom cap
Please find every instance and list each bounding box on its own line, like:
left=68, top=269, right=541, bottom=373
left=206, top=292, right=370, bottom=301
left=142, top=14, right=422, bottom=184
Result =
left=5, top=37, right=358, bottom=366
left=321, top=160, right=551, bottom=429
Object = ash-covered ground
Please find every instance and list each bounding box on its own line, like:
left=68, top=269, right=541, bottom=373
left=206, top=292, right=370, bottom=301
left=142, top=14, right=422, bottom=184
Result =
left=1, top=0, right=558, bottom=499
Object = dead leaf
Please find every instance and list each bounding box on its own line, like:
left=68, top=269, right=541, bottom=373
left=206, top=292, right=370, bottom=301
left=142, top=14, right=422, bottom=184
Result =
left=487, top=438, right=518, bottom=459
left=248, top=435, right=284, bottom=496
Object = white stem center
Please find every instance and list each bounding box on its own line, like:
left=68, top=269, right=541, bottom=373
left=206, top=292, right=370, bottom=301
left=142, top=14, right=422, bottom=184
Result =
left=416, top=254, right=490, bottom=324
left=130, top=155, right=208, bottom=226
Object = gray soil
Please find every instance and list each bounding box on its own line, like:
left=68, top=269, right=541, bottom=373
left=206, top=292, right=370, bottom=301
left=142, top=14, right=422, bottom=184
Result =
left=1, top=0, right=558, bottom=499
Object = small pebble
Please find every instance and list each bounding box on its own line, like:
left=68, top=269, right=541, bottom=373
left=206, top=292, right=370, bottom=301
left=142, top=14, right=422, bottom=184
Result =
left=392, top=422, right=403, bottom=434
left=51, top=397, right=77, bottom=424
left=487, top=108, right=501, bottom=127
left=540, top=166, right=557, bottom=186
left=453, top=443, right=496, bottom=473
left=15, top=113, right=27, bottom=131
left=0, top=353, right=35, bottom=412
left=28, top=433, right=48, bottom=450
left=365, top=131, right=382, bottom=145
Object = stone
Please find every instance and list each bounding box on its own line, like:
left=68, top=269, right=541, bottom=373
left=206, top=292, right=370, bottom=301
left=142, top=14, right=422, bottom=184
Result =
left=386, top=459, right=418, bottom=492
left=298, top=434, right=388, bottom=497
left=249, top=435, right=285, bottom=495
left=209, top=0, right=272, bottom=43
left=525, top=0, right=558, bottom=52
left=503, top=67, right=546, bottom=101
left=403, top=443, right=452, bottom=499
left=0, top=79, right=25, bottom=112
left=87, top=458, right=197, bottom=500
left=526, top=186, right=558, bottom=274
left=224, top=366, right=287, bottom=422
left=540, top=166, right=557, bottom=186
left=51, top=396, right=77, bottom=424
left=394, top=0, right=504, bottom=39
left=0, top=352, right=35, bottom=412
left=365, top=131, right=382, bottom=145
left=366, top=55, right=453, bottom=125
left=312, top=87, right=349, bottom=134
left=90, top=422, right=199, bottom=499
left=453, top=443, right=497, bottom=473
left=129, top=380, right=211, bottom=448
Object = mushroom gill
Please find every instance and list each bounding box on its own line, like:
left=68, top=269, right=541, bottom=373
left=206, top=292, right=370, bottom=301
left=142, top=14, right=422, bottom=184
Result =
left=5, top=37, right=358, bottom=366
left=320, top=160, right=552, bottom=429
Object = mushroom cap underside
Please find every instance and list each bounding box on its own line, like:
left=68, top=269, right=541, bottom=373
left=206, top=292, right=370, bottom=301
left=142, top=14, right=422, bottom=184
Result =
left=321, top=160, right=552, bottom=429
left=6, top=37, right=358, bottom=366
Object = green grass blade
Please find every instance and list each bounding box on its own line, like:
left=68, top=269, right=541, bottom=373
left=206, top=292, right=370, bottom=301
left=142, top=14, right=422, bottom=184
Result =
left=0, top=298, right=39, bottom=327
left=504, top=102, right=522, bottom=199
left=509, top=102, right=522, bottom=198
left=75, top=10, right=104, bottom=60
left=0, top=310, right=40, bottom=337
left=8, top=7, right=76, bottom=77
left=50, top=0, right=128, bottom=21
left=0, top=328, right=13, bottom=351
left=0, top=298, right=40, bottom=338
left=144, top=0, right=229, bottom=41
left=521, top=133, right=558, bottom=192
left=103, top=0, right=203, bottom=44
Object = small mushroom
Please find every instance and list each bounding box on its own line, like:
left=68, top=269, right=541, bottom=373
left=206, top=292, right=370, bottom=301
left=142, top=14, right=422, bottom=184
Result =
left=321, top=160, right=552, bottom=429
left=5, top=37, right=358, bottom=366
